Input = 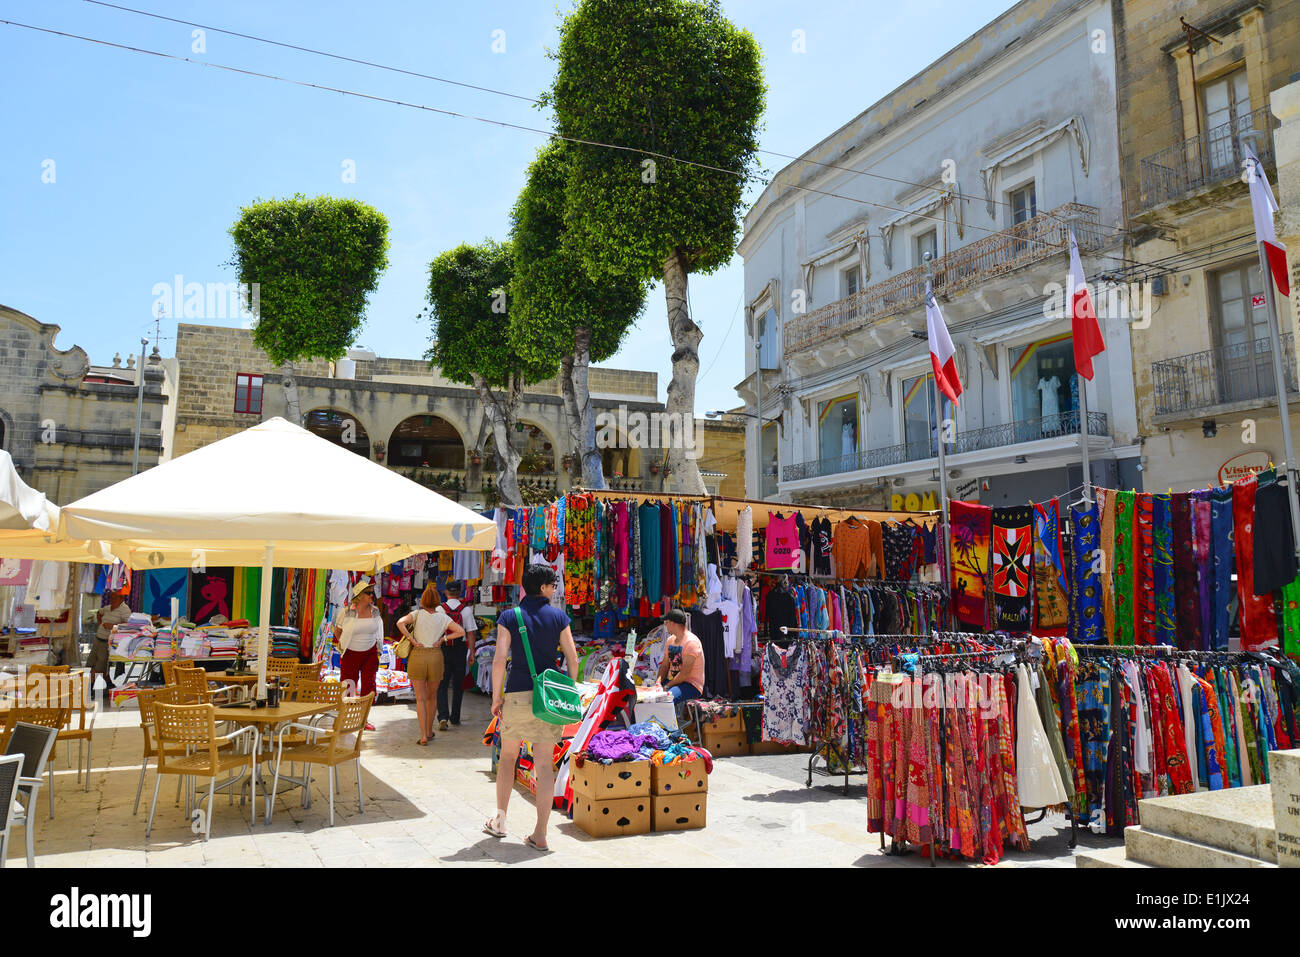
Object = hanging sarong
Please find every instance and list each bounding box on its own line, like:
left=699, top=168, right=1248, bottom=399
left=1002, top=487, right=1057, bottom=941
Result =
left=991, top=506, right=1033, bottom=632
left=1112, top=490, right=1136, bottom=645
left=1192, top=493, right=1214, bottom=651
left=1098, top=489, right=1116, bottom=642
left=1032, top=499, right=1069, bottom=634
left=949, top=500, right=993, bottom=630
left=1233, top=475, right=1278, bottom=651
left=1209, top=489, right=1234, bottom=649
left=1070, top=500, right=1105, bottom=643
left=1170, top=492, right=1200, bottom=650
left=1133, top=493, right=1156, bottom=645
left=1152, top=493, right=1176, bottom=645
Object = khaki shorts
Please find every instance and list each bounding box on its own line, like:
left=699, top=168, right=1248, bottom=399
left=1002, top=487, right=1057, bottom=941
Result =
left=498, top=690, right=562, bottom=747
left=87, top=637, right=110, bottom=673
left=406, top=645, right=445, bottom=684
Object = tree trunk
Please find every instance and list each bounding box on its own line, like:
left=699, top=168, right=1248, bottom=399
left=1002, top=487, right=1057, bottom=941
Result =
left=281, top=361, right=302, bottom=426
left=558, top=353, right=581, bottom=481
left=471, top=372, right=523, bottom=507
left=662, top=250, right=706, bottom=494
left=572, top=326, right=606, bottom=490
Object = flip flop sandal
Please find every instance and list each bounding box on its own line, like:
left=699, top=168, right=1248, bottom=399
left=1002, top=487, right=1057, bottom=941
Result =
left=524, top=835, right=551, bottom=853
left=483, top=811, right=507, bottom=839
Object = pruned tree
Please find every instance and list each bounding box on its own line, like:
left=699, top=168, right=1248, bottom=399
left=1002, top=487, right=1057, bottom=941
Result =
left=229, top=193, right=389, bottom=425
left=425, top=240, right=556, bottom=507
left=510, top=139, right=647, bottom=489
left=545, top=0, right=764, bottom=493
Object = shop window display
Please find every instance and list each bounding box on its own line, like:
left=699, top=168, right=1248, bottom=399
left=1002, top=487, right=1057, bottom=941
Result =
left=902, top=373, right=952, bottom=456
left=1010, top=334, right=1078, bottom=439
left=818, top=394, right=858, bottom=470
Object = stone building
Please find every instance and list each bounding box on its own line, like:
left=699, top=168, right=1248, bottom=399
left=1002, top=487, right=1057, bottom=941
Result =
left=738, top=0, right=1136, bottom=509
left=1115, top=0, right=1300, bottom=491
left=167, top=324, right=744, bottom=504
left=0, top=304, right=165, bottom=502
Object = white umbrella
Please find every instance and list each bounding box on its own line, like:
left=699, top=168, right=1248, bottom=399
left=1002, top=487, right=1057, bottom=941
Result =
left=0, top=450, right=115, bottom=562
left=60, top=417, right=496, bottom=696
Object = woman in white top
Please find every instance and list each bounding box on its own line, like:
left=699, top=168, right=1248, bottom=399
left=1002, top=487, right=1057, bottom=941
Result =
left=397, top=585, right=465, bottom=745
left=334, top=579, right=385, bottom=730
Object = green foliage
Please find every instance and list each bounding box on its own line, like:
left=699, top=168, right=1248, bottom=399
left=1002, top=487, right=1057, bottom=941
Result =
left=425, top=240, right=556, bottom=388
left=228, top=194, right=389, bottom=364
left=546, top=0, right=765, bottom=283
left=509, top=139, right=646, bottom=363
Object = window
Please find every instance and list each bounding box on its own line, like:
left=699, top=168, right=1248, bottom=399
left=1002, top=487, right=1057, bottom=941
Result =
left=914, top=230, right=938, bottom=268
left=901, top=373, right=952, bottom=455
left=1203, top=68, right=1252, bottom=175
left=756, top=307, right=780, bottom=370
left=1209, top=260, right=1274, bottom=404
left=761, top=421, right=779, bottom=495
left=817, top=394, right=858, bottom=470
left=233, top=373, right=263, bottom=414
left=1010, top=334, right=1077, bottom=438
left=1009, top=184, right=1037, bottom=225
left=843, top=266, right=860, bottom=297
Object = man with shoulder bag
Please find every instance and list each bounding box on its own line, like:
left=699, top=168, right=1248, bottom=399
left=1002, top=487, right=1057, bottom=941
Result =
left=437, top=580, right=478, bottom=730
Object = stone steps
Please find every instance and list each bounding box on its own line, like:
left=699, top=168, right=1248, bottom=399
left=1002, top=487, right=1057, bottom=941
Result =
left=1124, top=824, right=1278, bottom=868
left=1075, top=844, right=1152, bottom=868
left=1137, top=785, right=1276, bottom=860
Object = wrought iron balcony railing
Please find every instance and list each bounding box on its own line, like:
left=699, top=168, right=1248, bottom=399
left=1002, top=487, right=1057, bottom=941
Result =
left=1152, top=333, right=1297, bottom=417
left=1137, top=107, right=1275, bottom=211
left=781, top=411, right=1109, bottom=483
left=783, top=203, right=1104, bottom=356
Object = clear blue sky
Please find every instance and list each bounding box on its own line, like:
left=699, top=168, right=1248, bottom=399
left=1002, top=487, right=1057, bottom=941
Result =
left=2, top=0, right=1016, bottom=413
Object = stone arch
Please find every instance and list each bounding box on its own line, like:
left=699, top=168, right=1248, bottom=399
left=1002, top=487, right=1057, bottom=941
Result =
left=388, top=414, right=466, bottom=469
left=304, top=407, right=372, bottom=458
left=485, top=416, right=562, bottom=474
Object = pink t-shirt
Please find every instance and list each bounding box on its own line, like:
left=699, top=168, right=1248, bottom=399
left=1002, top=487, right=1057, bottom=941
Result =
left=765, top=513, right=799, bottom=570
left=666, top=634, right=705, bottom=693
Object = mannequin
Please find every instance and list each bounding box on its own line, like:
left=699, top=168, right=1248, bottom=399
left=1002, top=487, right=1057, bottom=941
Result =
left=1038, top=375, right=1060, bottom=434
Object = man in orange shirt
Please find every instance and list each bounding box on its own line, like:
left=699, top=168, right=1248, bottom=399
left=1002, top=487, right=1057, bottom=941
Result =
left=656, top=608, right=705, bottom=704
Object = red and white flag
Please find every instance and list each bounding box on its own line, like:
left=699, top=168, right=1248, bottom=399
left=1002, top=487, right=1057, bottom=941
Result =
left=1244, top=142, right=1290, bottom=297
left=925, top=281, right=962, bottom=406
left=1067, top=230, right=1106, bottom=381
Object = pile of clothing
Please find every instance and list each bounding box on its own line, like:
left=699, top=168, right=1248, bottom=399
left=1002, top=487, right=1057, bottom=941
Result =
left=579, top=720, right=712, bottom=769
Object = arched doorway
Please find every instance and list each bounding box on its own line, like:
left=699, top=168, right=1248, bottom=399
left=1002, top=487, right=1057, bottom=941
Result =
left=304, top=409, right=371, bottom=457
left=389, top=415, right=465, bottom=468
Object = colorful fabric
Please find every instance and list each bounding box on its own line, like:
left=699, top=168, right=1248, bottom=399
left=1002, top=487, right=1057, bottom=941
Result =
left=991, top=506, right=1033, bottom=632
left=1233, top=476, right=1278, bottom=651
left=1133, top=493, right=1156, bottom=645
left=1151, top=493, right=1176, bottom=645
left=949, top=500, right=993, bottom=630
left=1282, top=577, right=1300, bottom=657
left=1111, top=490, right=1136, bottom=645
left=1098, top=489, right=1116, bottom=642
left=1192, top=494, right=1214, bottom=651
left=1070, top=501, right=1104, bottom=643
left=1032, top=499, right=1069, bottom=634
left=1170, top=493, right=1200, bottom=650
left=1209, top=489, right=1234, bottom=650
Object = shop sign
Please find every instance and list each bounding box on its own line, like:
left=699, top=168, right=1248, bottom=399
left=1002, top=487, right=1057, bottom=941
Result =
left=1218, top=450, right=1271, bottom=486
left=1251, top=294, right=1266, bottom=310
left=890, top=490, right=937, bottom=511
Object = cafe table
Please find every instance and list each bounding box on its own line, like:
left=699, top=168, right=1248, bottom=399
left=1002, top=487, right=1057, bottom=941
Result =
left=207, top=671, right=260, bottom=701
left=212, top=700, right=339, bottom=822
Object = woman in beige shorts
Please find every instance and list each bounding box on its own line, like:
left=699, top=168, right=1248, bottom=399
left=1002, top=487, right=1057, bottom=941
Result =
left=397, top=585, right=464, bottom=745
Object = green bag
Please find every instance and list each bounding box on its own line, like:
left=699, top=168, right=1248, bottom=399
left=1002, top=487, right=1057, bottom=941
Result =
left=514, top=607, right=583, bottom=725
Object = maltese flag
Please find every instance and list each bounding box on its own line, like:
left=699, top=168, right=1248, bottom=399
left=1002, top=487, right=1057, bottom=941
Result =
left=1244, top=141, right=1290, bottom=297
left=925, top=281, right=962, bottom=406
left=1068, top=230, right=1106, bottom=381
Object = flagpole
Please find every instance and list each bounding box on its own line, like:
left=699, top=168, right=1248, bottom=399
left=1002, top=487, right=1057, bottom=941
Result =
left=924, top=259, right=953, bottom=599
left=1078, top=370, right=1092, bottom=503
left=1257, top=237, right=1300, bottom=560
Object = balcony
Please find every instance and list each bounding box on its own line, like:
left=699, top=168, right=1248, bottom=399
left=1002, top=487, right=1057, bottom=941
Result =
left=1152, top=333, right=1297, bottom=418
left=782, top=411, right=1110, bottom=483
left=783, top=203, right=1104, bottom=356
left=1137, top=107, right=1275, bottom=212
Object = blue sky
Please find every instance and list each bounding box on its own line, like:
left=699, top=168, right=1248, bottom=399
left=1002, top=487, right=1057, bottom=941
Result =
left=2, top=0, right=1016, bottom=413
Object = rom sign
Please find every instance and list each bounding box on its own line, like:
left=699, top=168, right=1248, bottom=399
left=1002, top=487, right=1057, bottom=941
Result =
left=1218, top=450, right=1271, bottom=486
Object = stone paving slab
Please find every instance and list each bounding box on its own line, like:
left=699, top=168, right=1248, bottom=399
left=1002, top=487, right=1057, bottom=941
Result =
left=3, top=676, right=1116, bottom=867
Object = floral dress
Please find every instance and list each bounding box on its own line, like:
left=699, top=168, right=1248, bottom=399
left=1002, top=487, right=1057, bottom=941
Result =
left=761, top=642, right=809, bottom=746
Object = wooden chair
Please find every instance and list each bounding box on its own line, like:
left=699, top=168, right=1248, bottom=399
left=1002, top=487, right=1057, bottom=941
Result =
left=147, top=702, right=257, bottom=841
left=288, top=663, right=322, bottom=696
left=0, top=707, right=70, bottom=819
left=175, top=666, right=235, bottom=704
left=137, top=686, right=230, bottom=813
left=51, top=672, right=96, bottom=792
left=269, top=693, right=373, bottom=826
left=25, top=664, right=70, bottom=678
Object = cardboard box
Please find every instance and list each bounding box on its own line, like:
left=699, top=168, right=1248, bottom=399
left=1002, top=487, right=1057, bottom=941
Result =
left=750, top=739, right=808, bottom=756
left=701, top=730, right=749, bottom=758
left=572, top=794, right=652, bottom=838
left=570, top=760, right=651, bottom=800
left=652, top=793, right=707, bottom=832
left=698, top=712, right=743, bottom=735
left=651, top=760, right=709, bottom=796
